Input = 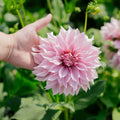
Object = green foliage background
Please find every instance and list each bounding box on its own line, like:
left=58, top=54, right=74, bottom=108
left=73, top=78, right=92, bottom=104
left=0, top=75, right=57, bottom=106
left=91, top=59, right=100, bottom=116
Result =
left=0, top=0, right=120, bottom=120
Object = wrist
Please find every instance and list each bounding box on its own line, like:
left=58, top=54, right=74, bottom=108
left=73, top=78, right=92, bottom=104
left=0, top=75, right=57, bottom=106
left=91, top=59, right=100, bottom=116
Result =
left=0, top=32, right=14, bottom=62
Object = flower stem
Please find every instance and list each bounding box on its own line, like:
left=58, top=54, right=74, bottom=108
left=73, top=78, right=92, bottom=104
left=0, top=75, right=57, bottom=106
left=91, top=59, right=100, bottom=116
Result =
left=64, top=0, right=67, bottom=4
left=47, top=0, right=58, bottom=27
left=16, top=9, right=24, bottom=28
left=64, top=108, right=69, bottom=120
left=21, top=3, right=28, bottom=25
left=64, top=96, right=69, bottom=120
left=84, top=11, right=88, bottom=33
left=13, top=0, right=24, bottom=27
left=56, top=94, right=59, bottom=103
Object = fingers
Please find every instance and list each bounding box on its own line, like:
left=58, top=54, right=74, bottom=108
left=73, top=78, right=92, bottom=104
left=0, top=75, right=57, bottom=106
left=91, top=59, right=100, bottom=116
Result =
left=31, top=14, right=52, bottom=32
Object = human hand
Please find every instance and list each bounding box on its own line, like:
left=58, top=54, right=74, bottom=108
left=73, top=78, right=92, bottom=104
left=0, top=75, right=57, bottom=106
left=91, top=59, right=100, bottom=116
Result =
left=4, top=14, right=52, bottom=70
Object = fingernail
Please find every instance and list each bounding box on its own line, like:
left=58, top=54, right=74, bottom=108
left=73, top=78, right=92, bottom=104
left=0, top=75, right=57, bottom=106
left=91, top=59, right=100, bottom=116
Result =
left=47, top=14, right=52, bottom=18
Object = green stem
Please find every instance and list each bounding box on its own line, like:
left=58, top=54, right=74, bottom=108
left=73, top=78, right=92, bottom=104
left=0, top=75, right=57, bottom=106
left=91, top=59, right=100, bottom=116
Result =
left=57, top=0, right=61, bottom=27
left=64, top=0, right=67, bottom=4
left=47, top=0, right=58, bottom=27
left=16, top=9, right=24, bottom=27
left=64, top=108, right=69, bottom=120
left=39, top=83, right=53, bottom=102
left=64, top=96, right=69, bottom=120
left=46, top=92, right=53, bottom=102
left=84, top=11, right=88, bottom=33
left=56, top=94, right=59, bottom=103
left=21, top=3, right=28, bottom=25
left=49, top=90, right=56, bottom=102
left=13, top=0, right=24, bottom=27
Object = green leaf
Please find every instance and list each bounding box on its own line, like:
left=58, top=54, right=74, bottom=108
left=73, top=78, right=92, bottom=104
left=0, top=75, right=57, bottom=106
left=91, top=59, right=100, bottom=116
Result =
left=74, top=80, right=106, bottom=110
left=15, top=71, right=37, bottom=96
left=100, top=97, right=114, bottom=108
left=0, top=83, right=4, bottom=102
left=47, top=102, right=75, bottom=112
left=0, top=107, right=9, bottom=120
left=2, top=64, right=37, bottom=96
left=62, top=102, right=75, bottom=112
left=0, top=0, right=4, bottom=20
left=4, top=13, right=18, bottom=23
left=96, top=110, right=107, bottom=120
left=6, top=97, right=21, bottom=111
left=87, top=28, right=103, bottom=47
left=112, top=108, right=120, bottom=120
left=0, top=107, right=5, bottom=118
left=51, top=0, right=70, bottom=24
left=3, top=0, right=14, bottom=11
left=42, top=109, right=61, bottom=120
left=12, top=105, right=46, bottom=120
left=12, top=96, right=62, bottom=120
left=3, top=64, right=17, bottom=95
left=65, top=0, right=76, bottom=13
left=0, top=23, right=9, bottom=33
left=20, top=94, right=49, bottom=108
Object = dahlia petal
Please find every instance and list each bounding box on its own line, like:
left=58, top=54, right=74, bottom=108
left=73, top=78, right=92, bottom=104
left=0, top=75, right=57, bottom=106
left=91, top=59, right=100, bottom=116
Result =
left=39, top=60, right=54, bottom=69
left=35, top=76, right=46, bottom=81
left=69, top=80, right=78, bottom=91
left=76, top=63, right=87, bottom=71
left=45, top=80, right=58, bottom=89
left=59, top=66, right=68, bottom=78
left=100, top=18, right=120, bottom=40
left=35, top=69, right=48, bottom=77
left=64, top=85, right=72, bottom=96
left=32, top=47, right=40, bottom=52
left=47, top=74, right=58, bottom=81
left=114, top=40, right=120, bottom=49
left=50, top=65, right=61, bottom=73
left=57, top=35, right=67, bottom=50
left=71, top=68, right=80, bottom=81
left=59, top=26, right=67, bottom=39
left=52, top=85, right=60, bottom=95
left=32, top=52, right=43, bottom=64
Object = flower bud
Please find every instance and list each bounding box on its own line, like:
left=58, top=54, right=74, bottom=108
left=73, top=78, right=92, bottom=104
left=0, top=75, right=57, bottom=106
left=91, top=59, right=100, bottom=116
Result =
left=91, top=7, right=100, bottom=15
left=75, top=7, right=81, bottom=13
left=103, top=16, right=110, bottom=22
left=86, top=1, right=100, bottom=15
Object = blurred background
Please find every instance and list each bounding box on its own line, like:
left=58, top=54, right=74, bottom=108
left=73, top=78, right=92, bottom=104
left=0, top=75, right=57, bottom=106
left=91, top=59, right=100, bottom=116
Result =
left=1, top=0, right=120, bottom=120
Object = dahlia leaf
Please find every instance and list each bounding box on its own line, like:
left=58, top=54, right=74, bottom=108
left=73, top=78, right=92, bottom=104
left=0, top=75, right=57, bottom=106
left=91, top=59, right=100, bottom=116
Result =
left=112, top=108, right=120, bottom=120
left=0, top=107, right=9, bottom=120
left=74, top=80, right=106, bottom=110
left=51, top=0, right=70, bottom=24
left=6, top=97, right=21, bottom=112
left=42, top=109, right=62, bottom=120
left=12, top=105, right=46, bottom=120
left=48, top=102, right=75, bottom=112
left=0, top=83, right=4, bottom=102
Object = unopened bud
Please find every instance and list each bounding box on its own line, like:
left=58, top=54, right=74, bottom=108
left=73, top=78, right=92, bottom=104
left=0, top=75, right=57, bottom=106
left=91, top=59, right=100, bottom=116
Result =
left=75, top=7, right=81, bottom=13
left=103, top=16, right=110, bottom=22
left=91, top=7, right=100, bottom=15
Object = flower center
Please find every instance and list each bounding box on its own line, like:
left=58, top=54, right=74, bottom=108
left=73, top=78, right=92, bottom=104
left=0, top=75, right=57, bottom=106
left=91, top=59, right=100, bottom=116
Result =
left=61, top=51, right=76, bottom=67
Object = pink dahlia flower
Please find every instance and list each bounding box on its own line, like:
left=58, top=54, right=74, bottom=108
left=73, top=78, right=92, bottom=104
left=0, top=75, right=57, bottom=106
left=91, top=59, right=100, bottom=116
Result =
left=32, top=26, right=101, bottom=96
left=101, top=18, right=120, bottom=71
left=109, top=50, right=120, bottom=71
left=100, top=18, right=120, bottom=40
left=114, top=40, right=120, bottom=49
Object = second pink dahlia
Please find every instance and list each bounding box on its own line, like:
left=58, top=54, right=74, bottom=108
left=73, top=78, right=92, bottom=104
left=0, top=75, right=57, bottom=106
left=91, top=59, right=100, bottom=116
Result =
left=100, top=18, right=120, bottom=40
left=32, top=26, right=101, bottom=96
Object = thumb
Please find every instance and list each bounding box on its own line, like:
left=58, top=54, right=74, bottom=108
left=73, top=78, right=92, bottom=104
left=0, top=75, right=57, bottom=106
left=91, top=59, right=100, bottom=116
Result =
left=31, top=14, right=52, bottom=32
